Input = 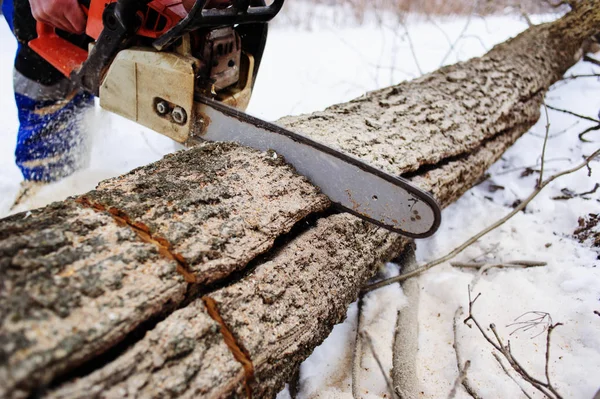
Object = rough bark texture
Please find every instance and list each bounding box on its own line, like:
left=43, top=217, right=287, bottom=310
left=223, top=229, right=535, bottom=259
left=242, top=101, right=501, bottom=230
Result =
left=0, top=143, right=328, bottom=398
left=1, top=4, right=599, bottom=398
left=48, top=300, right=244, bottom=399
left=0, top=200, right=187, bottom=399
left=391, top=244, right=420, bottom=399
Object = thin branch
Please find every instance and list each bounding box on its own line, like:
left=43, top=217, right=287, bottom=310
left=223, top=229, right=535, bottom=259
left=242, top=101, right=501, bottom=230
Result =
left=540, top=0, right=574, bottom=9
left=508, top=311, right=553, bottom=338
left=517, top=4, right=534, bottom=27
left=578, top=124, right=600, bottom=143
left=495, top=157, right=573, bottom=176
left=448, top=361, right=471, bottom=399
left=452, top=307, right=482, bottom=399
left=468, top=242, right=499, bottom=262
left=362, top=332, right=399, bottom=399
left=577, top=183, right=599, bottom=196
left=451, top=260, right=547, bottom=268
left=352, top=295, right=365, bottom=399
left=546, top=104, right=600, bottom=124
left=539, top=103, right=551, bottom=187
left=461, top=35, right=489, bottom=52
left=400, top=23, right=423, bottom=76
left=583, top=54, right=600, bottom=67
left=545, top=323, right=564, bottom=398
left=552, top=183, right=600, bottom=200
left=563, top=73, right=600, bottom=80
left=493, top=352, right=534, bottom=399
left=529, top=121, right=579, bottom=139
left=464, top=290, right=564, bottom=399
left=438, top=0, right=479, bottom=67
left=363, top=149, right=600, bottom=293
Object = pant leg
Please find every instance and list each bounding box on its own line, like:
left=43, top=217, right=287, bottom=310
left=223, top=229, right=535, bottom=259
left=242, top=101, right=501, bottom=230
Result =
left=13, top=76, right=94, bottom=181
left=4, top=0, right=94, bottom=182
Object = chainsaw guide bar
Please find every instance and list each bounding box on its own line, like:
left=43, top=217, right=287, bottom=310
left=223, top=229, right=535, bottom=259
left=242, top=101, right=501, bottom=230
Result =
left=193, top=96, right=442, bottom=238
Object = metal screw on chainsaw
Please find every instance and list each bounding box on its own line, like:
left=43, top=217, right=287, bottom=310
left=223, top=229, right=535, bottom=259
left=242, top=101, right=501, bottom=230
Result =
left=156, top=101, right=169, bottom=115
left=172, top=106, right=187, bottom=125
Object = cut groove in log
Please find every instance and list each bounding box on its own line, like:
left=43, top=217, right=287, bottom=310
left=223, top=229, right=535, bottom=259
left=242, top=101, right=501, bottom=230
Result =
left=2, top=3, right=599, bottom=398
left=202, top=296, right=255, bottom=398
left=75, top=196, right=197, bottom=283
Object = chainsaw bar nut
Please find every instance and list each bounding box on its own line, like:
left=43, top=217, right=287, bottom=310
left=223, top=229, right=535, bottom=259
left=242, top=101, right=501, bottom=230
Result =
left=156, top=100, right=170, bottom=115
left=172, top=106, right=188, bottom=125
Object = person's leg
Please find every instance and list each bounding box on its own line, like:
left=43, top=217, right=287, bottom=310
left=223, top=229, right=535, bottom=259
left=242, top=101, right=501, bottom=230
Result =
left=4, top=0, right=94, bottom=184
left=13, top=88, right=94, bottom=181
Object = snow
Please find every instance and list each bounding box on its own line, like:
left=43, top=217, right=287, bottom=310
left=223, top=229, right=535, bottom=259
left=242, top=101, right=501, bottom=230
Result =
left=1, top=3, right=599, bottom=398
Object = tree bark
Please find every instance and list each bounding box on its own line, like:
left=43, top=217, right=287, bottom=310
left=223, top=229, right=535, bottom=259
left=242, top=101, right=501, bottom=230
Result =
left=391, top=244, right=420, bottom=399
left=1, top=4, right=599, bottom=398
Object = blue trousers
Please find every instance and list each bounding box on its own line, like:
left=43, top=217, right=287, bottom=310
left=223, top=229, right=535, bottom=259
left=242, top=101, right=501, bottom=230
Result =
left=3, top=0, right=94, bottom=182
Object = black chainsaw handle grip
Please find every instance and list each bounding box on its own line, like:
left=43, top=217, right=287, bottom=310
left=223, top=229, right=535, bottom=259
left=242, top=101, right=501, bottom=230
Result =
left=153, top=0, right=284, bottom=51
left=67, top=0, right=152, bottom=94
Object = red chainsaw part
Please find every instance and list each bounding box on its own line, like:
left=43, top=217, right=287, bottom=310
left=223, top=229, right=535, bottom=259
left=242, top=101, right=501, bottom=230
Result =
left=87, top=0, right=186, bottom=40
left=29, top=22, right=89, bottom=77
left=29, top=0, right=187, bottom=78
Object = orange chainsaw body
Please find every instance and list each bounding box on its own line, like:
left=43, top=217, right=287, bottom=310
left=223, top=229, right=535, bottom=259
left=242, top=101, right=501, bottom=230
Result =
left=29, top=0, right=187, bottom=77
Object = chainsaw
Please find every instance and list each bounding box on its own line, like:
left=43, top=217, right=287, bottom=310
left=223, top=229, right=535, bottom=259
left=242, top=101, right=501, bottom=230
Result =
left=28, top=0, right=442, bottom=238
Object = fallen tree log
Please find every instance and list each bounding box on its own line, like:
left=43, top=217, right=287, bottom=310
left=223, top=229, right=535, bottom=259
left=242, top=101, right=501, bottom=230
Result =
left=1, top=3, right=599, bottom=398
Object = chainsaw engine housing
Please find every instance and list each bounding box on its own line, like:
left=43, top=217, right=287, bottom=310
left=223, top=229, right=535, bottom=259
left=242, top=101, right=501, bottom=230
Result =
left=29, top=0, right=282, bottom=142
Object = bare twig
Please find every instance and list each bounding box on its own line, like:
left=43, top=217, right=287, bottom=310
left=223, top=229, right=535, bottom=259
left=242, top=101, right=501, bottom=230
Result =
left=517, top=4, right=534, bottom=27
left=578, top=182, right=599, bottom=196
left=508, top=311, right=553, bottom=338
left=438, top=1, right=478, bottom=67
left=539, top=103, right=551, bottom=187
left=352, top=295, right=365, bottom=399
left=363, top=149, right=600, bottom=293
left=362, top=332, right=399, bottom=399
left=563, top=73, right=600, bottom=80
left=464, top=290, right=564, bottom=399
left=451, top=260, right=547, bottom=268
left=529, top=121, right=579, bottom=139
left=541, top=0, right=573, bottom=9
left=461, top=34, right=489, bottom=52
left=552, top=183, right=600, bottom=200
left=578, top=124, right=600, bottom=143
left=399, top=22, right=423, bottom=76
left=583, top=54, right=600, bottom=67
left=546, top=104, right=600, bottom=124
left=452, top=307, right=482, bottom=399
left=448, top=360, right=471, bottom=399
left=468, top=243, right=500, bottom=262
left=545, top=323, right=563, bottom=396
left=493, top=352, right=534, bottom=399
left=454, top=261, right=547, bottom=287
left=495, top=157, right=573, bottom=176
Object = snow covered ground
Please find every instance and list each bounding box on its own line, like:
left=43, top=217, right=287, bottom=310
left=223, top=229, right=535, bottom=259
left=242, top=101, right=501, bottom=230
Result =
left=1, top=3, right=599, bottom=398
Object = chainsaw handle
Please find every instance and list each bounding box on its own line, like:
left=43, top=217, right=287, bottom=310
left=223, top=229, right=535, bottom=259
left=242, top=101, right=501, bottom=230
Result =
left=29, top=4, right=91, bottom=77
left=153, top=0, right=284, bottom=50
left=29, top=21, right=89, bottom=77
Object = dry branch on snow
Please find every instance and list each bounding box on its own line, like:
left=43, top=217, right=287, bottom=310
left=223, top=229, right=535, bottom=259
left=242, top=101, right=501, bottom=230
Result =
left=1, top=3, right=600, bottom=398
